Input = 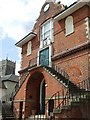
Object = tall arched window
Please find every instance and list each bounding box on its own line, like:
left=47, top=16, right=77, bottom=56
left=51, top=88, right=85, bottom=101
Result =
left=65, top=16, right=74, bottom=35
left=27, top=41, right=32, bottom=55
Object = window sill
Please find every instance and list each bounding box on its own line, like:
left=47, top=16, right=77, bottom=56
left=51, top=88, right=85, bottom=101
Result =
left=27, top=53, right=32, bottom=57
left=65, top=31, right=74, bottom=37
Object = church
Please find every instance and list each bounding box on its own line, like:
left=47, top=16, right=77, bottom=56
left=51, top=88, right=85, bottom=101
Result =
left=14, top=0, right=90, bottom=119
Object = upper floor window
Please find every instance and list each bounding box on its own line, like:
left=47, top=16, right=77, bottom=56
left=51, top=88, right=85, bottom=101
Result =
left=27, top=41, right=32, bottom=56
left=40, top=19, right=53, bottom=48
left=65, top=16, right=74, bottom=36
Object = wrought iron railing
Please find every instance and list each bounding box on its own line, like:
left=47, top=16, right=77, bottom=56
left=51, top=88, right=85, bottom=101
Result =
left=35, top=88, right=90, bottom=120
left=32, top=89, right=68, bottom=120
left=52, top=63, right=69, bottom=80
left=45, top=88, right=68, bottom=117
left=1, top=55, right=89, bottom=119
left=77, top=77, right=90, bottom=91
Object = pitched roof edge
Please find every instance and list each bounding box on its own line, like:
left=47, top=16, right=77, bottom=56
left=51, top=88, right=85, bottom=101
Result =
left=15, top=32, right=37, bottom=48
left=54, top=0, right=90, bottom=21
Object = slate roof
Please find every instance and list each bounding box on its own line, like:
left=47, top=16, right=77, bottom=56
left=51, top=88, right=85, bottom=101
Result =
left=0, top=77, right=6, bottom=89
left=1, top=74, right=19, bottom=83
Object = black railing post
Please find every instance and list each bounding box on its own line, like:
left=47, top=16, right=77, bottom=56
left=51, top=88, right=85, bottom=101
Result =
left=19, top=101, right=23, bottom=120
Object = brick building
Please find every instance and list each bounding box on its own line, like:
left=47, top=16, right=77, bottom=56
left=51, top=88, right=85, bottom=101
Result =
left=15, top=0, right=90, bottom=119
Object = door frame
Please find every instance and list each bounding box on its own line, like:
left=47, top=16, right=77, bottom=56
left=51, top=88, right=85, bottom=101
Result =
left=37, top=45, right=52, bottom=67
left=40, top=79, right=46, bottom=114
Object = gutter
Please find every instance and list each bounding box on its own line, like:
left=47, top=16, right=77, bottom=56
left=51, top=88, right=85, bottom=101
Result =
left=54, top=0, right=89, bottom=21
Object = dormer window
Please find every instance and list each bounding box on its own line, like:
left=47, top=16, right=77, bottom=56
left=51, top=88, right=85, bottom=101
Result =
left=40, top=19, right=53, bottom=48
left=65, top=16, right=74, bottom=36
left=27, top=41, right=32, bottom=56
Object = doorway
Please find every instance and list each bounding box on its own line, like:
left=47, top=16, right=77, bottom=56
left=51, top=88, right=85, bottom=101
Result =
left=39, top=47, right=49, bottom=66
left=40, top=80, right=45, bottom=114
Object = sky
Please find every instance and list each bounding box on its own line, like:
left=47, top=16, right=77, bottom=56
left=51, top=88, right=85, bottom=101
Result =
left=0, top=0, right=77, bottom=75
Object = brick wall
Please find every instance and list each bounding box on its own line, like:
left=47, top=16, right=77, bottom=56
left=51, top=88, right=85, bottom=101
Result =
left=14, top=2, right=90, bottom=119
left=14, top=66, right=67, bottom=118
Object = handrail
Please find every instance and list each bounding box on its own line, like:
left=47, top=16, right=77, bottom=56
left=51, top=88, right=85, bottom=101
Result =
left=77, top=77, right=90, bottom=91
left=52, top=64, right=90, bottom=92
left=13, top=106, right=19, bottom=119
left=56, top=88, right=90, bottom=113
left=56, top=89, right=69, bottom=109
left=43, top=88, right=68, bottom=117
left=52, top=63, right=70, bottom=81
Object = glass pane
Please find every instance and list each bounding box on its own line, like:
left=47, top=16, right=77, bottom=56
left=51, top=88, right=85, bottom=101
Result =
left=41, top=35, right=44, bottom=41
left=44, top=21, right=50, bottom=32
left=41, top=26, right=44, bottom=35
left=44, top=31, right=50, bottom=39
left=39, top=48, right=49, bottom=66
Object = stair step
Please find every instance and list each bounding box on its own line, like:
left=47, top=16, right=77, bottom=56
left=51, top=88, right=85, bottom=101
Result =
left=26, top=115, right=49, bottom=120
left=43, top=66, right=82, bottom=91
left=53, top=109, right=61, bottom=113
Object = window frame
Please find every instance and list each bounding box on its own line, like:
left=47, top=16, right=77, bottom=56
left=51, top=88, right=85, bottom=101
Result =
left=40, top=19, right=53, bottom=49
left=65, top=16, right=74, bottom=36
left=27, top=41, right=32, bottom=56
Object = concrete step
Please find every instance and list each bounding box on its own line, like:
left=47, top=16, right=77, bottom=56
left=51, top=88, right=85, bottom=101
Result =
left=26, top=115, right=50, bottom=120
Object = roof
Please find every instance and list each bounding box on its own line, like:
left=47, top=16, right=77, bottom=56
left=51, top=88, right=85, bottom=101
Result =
left=54, top=0, right=90, bottom=21
left=0, top=77, right=6, bottom=89
left=15, top=32, right=37, bottom=47
left=1, top=74, right=19, bottom=83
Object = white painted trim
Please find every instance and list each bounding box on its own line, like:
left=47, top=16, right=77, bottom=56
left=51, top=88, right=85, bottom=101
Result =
left=65, top=16, right=74, bottom=36
left=40, top=79, right=45, bottom=111
left=40, top=19, right=54, bottom=49
left=38, top=45, right=52, bottom=66
left=37, top=51, right=39, bottom=66
left=16, top=32, right=36, bottom=48
left=85, top=17, right=90, bottom=40
left=27, top=41, right=32, bottom=56
left=54, top=1, right=89, bottom=21
left=49, top=44, right=52, bottom=67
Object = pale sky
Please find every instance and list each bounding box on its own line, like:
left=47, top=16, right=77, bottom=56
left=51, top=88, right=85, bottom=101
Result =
left=0, top=0, right=76, bottom=75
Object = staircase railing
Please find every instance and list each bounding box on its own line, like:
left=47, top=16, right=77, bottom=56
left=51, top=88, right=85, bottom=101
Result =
left=35, top=88, right=68, bottom=119
left=77, top=77, right=90, bottom=91
left=52, top=63, right=69, bottom=81
left=50, top=64, right=90, bottom=92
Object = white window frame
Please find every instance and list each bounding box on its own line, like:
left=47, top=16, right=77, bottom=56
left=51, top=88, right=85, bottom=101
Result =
left=89, top=17, right=90, bottom=39
left=37, top=44, right=52, bottom=67
left=65, top=16, right=74, bottom=36
left=27, top=41, right=32, bottom=56
left=40, top=19, right=53, bottom=49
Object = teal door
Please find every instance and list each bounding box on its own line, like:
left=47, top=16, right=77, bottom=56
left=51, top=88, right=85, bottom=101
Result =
left=40, top=80, right=45, bottom=114
left=39, top=47, right=49, bottom=66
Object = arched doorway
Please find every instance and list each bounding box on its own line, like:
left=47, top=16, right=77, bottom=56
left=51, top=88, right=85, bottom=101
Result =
left=26, top=71, right=45, bottom=116
left=40, top=80, right=46, bottom=114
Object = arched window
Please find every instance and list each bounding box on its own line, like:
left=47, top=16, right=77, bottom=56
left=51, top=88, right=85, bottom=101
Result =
left=27, top=41, right=32, bottom=55
left=65, top=16, right=74, bottom=35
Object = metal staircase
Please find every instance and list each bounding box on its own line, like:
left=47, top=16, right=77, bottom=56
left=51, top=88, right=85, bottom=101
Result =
left=43, top=66, right=86, bottom=92
left=1, top=64, right=90, bottom=120
left=33, top=65, right=90, bottom=120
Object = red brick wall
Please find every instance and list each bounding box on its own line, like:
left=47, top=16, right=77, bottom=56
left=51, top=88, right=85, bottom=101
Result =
left=21, top=2, right=65, bottom=69
left=53, top=5, right=90, bottom=84
left=53, top=50, right=89, bottom=84
left=54, top=5, right=89, bottom=54
left=14, top=67, right=67, bottom=118
left=15, top=3, right=90, bottom=119
left=21, top=36, right=39, bottom=68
